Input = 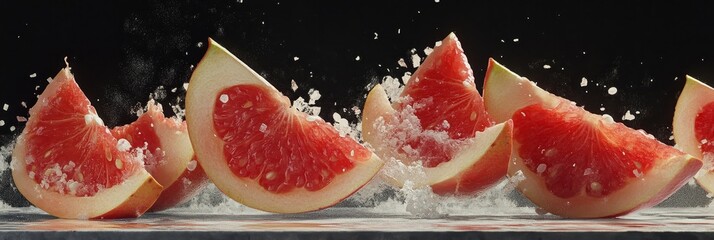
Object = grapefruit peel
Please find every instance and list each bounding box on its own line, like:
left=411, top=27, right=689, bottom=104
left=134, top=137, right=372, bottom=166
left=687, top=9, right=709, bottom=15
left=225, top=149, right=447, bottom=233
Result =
left=484, top=58, right=702, bottom=218
left=12, top=68, right=162, bottom=219
left=186, top=39, right=384, bottom=213
left=673, top=75, right=714, bottom=193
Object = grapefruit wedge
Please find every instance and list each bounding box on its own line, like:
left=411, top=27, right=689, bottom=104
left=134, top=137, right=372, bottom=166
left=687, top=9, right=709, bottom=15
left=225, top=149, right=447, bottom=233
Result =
left=483, top=59, right=702, bottom=218
left=111, top=100, right=208, bottom=211
left=362, top=33, right=512, bottom=195
left=185, top=39, right=384, bottom=213
left=673, top=75, right=714, bottom=193
left=11, top=67, right=163, bottom=219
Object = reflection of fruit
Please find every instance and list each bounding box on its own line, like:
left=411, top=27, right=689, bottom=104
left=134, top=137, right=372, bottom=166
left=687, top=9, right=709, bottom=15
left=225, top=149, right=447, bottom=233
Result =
left=11, top=67, right=162, bottom=219
left=362, top=33, right=511, bottom=195
left=111, top=100, right=208, bottom=211
left=484, top=59, right=701, bottom=218
left=673, top=76, right=714, bottom=193
left=185, top=39, right=383, bottom=213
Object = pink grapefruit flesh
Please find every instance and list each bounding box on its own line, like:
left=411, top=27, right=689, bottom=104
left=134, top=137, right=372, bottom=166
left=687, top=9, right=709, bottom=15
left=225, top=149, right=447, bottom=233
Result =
left=185, top=39, right=383, bottom=213
left=12, top=67, right=162, bottom=219
left=111, top=100, right=208, bottom=212
left=484, top=59, right=701, bottom=218
left=673, top=75, right=714, bottom=193
left=362, top=33, right=511, bottom=195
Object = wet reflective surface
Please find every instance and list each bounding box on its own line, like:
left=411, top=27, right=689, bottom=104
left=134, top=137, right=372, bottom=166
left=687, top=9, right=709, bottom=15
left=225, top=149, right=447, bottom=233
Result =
left=0, top=207, right=714, bottom=239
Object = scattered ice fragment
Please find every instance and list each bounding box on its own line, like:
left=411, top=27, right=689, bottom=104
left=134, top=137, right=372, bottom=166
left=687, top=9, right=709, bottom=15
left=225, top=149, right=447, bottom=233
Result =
left=29, top=73, right=37, bottom=78
left=622, top=110, right=635, bottom=121
left=259, top=123, right=267, bottom=133
left=543, top=64, right=551, bottom=69
left=16, top=116, right=27, bottom=122
left=171, top=87, right=177, bottom=93
left=306, top=115, right=320, bottom=122
left=373, top=32, right=378, bottom=39
left=293, top=56, right=299, bottom=61
left=601, top=114, right=614, bottom=124
left=500, top=39, right=505, bottom=43
left=434, top=0, right=439, bottom=2
left=434, top=40, right=442, bottom=47
left=411, top=54, right=421, bottom=68
left=397, top=58, right=407, bottom=67
left=513, top=38, right=519, bottom=42
left=607, top=87, right=618, bottom=95
left=580, top=77, right=588, bottom=87
left=183, top=83, right=189, bottom=90
left=397, top=28, right=401, bottom=34
left=9, top=126, right=15, bottom=132
left=84, top=113, right=104, bottom=126
left=635, top=110, right=640, bottom=114
left=332, top=113, right=351, bottom=138
left=2, top=104, right=7, bottom=111
left=355, top=56, right=361, bottom=61
left=291, top=79, right=298, bottom=92
left=187, top=160, right=197, bottom=171
left=196, top=42, right=204, bottom=47
left=583, top=168, right=594, bottom=176
left=47, top=77, right=53, bottom=83
left=536, top=164, right=547, bottom=174
left=600, top=107, right=606, bottom=111
left=702, top=139, right=709, bottom=145
left=674, top=77, right=679, bottom=81
left=219, top=94, right=229, bottom=103
left=0, top=120, right=4, bottom=126
left=150, top=86, right=167, bottom=100
left=401, top=72, right=412, bottom=85
left=669, top=135, right=675, bottom=141
left=117, top=139, right=132, bottom=152
left=308, top=89, right=321, bottom=105
left=633, top=169, right=644, bottom=178
left=423, top=47, right=433, bottom=56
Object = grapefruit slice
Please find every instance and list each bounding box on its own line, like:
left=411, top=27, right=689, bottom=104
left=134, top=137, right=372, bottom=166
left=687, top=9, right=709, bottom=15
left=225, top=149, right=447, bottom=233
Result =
left=111, top=100, right=208, bottom=211
left=362, top=33, right=512, bottom=195
left=11, top=67, right=163, bottom=219
left=185, top=39, right=384, bottom=213
left=673, top=75, right=714, bottom=193
left=483, top=59, right=702, bottom=218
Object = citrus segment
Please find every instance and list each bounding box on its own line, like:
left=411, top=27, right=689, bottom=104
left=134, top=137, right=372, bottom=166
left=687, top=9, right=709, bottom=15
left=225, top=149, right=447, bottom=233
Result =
left=362, top=33, right=511, bottom=195
left=12, top=67, right=162, bottom=219
left=484, top=59, right=702, bottom=218
left=186, top=38, right=383, bottom=213
left=673, top=76, right=714, bottom=194
left=111, top=100, right=208, bottom=211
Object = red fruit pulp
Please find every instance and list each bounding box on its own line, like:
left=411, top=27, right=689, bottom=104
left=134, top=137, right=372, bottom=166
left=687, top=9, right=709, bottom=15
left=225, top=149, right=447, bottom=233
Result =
left=512, top=103, right=682, bottom=198
left=395, top=34, right=493, bottom=167
left=25, top=75, right=138, bottom=197
left=695, top=103, right=714, bottom=153
left=213, top=84, right=371, bottom=193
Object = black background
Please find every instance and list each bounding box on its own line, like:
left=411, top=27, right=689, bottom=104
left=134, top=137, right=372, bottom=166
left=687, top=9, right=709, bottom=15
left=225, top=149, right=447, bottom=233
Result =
left=1, top=0, right=714, bottom=207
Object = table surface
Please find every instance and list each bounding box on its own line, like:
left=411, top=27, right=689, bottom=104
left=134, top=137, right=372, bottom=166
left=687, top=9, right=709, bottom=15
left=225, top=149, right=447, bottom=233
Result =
left=0, top=207, right=713, bottom=240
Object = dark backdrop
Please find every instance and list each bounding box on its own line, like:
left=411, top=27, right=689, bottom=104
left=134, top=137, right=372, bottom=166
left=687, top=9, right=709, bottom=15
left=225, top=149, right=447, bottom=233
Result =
left=1, top=0, right=714, bottom=207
